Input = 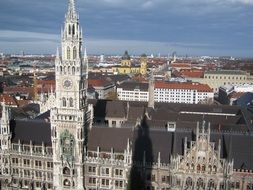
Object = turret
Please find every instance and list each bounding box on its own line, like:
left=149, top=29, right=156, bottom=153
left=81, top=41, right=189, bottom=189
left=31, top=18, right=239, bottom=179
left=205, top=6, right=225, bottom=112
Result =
left=0, top=101, right=12, bottom=151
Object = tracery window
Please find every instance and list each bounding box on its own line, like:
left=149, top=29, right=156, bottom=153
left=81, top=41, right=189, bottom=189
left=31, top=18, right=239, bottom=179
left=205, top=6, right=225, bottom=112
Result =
left=69, top=98, right=74, bottom=107
left=67, top=47, right=70, bottom=60
left=73, top=47, right=77, bottom=59
left=197, top=178, right=204, bottom=189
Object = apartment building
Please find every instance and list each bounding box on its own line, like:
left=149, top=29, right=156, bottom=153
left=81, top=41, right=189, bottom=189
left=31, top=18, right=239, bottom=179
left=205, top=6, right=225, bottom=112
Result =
left=117, top=81, right=214, bottom=104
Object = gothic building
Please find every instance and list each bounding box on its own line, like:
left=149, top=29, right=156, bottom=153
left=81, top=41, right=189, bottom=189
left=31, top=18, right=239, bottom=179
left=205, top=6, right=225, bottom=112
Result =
left=1, top=0, right=253, bottom=190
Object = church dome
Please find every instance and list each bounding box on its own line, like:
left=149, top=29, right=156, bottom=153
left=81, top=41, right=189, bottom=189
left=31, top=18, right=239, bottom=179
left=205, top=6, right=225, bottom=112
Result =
left=122, top=51, right=131, bottom=60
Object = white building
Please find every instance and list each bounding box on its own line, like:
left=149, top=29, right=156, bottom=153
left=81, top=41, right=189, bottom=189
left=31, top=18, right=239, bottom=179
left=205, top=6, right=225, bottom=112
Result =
left=117, top=81, right=214, bottom=104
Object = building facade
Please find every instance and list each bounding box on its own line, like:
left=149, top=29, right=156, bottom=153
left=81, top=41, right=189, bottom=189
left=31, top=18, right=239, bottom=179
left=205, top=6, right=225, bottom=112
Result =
left=112, top=52, right=147, bottom=75
left=117, top=81, right=214, bottom=104
left=187, top=70, right=253, bottom=92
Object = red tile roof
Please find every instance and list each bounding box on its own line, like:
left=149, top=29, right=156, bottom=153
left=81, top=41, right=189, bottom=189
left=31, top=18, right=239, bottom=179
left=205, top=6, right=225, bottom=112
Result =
left=180, top=69, right=204, bottom=78
left=229, top=92, right=245, bottom=99
left=155, top=81, right=213, bottom=92
left=88, top=79, right=113, bottom=87
left=0, top=94, right=18, bottom=106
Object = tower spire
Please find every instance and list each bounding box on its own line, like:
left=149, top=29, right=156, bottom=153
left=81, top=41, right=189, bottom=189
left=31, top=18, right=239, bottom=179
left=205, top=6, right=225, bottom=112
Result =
left=67, top=0, right=76, bottom=18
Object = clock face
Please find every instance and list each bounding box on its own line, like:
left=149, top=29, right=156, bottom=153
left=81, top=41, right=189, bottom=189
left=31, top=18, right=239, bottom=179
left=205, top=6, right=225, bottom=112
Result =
left=63, top=79, right=73, bottom=89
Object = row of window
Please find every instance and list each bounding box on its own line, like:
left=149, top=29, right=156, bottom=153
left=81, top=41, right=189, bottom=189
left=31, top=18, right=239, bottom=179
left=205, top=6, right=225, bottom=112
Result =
left=58, top=65, right=79, bottom=75
left=87, top=166, right=124, bottom=177
left=12, top=158, right=53, bottom=169
left=88, top=178, right=124, bottom=188
left=205, top=75, right=246, bottom=80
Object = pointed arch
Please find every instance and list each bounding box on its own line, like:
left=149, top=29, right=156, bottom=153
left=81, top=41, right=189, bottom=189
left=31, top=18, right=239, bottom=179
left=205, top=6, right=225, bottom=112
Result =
left=73, top=46, right=77, bottom=59
left=62, top=97, right=66, bottom=107
left=72, top=66, right=75, bottom=75
left=68, top=66, right=71, bottom=74
left=72, top=24, right=75, bottom=35
left=67, top=47, right=70, bottom=60
left=68, top=25, right=71, bottom=35
left=60, top=66, right=63, bottom=74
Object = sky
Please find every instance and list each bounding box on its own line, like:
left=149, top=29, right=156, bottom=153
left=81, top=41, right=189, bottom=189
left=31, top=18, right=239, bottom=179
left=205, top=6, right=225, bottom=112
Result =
left=0, top=0, right=253, bottom=57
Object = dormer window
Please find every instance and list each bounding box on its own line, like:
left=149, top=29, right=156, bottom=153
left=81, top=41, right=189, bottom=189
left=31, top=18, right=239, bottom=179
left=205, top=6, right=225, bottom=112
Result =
left=167, top=122, right=176, bottom=132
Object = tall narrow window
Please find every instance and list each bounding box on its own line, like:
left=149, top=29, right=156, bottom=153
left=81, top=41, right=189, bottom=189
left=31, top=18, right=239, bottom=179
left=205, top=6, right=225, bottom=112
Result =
left=68, top=25, right=71, bottom=35
left=69, top=98, right=74, bottom=107
left=68, top=66, right=71, bottom=74
left=72, top=24, right=75, bottom=35
left=72, top=67, right=75, bottom=75
left=60, top=66, right=63, bottom=74
left=62, top=98, right=66, bottom=107
left=67, top=47, right=70, bottom=60
left=73, top=47, right=77, bottom=59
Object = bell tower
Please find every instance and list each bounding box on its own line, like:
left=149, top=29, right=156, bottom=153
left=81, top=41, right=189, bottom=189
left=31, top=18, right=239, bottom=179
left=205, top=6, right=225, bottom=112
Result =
left=51, top=0, right=91, bottom=189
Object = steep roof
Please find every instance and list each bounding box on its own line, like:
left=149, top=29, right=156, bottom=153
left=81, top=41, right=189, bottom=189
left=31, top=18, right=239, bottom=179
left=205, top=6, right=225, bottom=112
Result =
left=10, top=119, right=51, bottom=146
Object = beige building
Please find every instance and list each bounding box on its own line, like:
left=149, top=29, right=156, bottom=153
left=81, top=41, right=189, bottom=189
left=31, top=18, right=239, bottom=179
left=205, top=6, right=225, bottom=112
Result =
left=186, top=70, right=253, bottom=92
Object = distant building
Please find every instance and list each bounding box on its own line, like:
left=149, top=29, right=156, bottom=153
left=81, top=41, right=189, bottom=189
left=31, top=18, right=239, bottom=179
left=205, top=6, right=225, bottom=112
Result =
left=112, top=52, right=147, bottom=75
left=188, top=70, right=253, bottom=92
left=117, top=81, right=214, bottom=104
left=219, top=84, right=253, bottom=106
left=88, top=79, right=115, bottom=99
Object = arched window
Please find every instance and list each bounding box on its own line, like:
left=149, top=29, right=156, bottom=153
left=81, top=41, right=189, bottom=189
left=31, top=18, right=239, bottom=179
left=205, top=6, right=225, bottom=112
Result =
left=69, top=98, right=74, bottom=107
left=63, top=179, right=70, bottom=187
left=60, top=66, right=63, bottom=74
left=197, top=178, right=204, bottom=189
left=63, top=167, right=71, bottom=175
left=62, top=98, right=66, bottom=107
left=73, top=47, right=77, bottom=59
left=202, top=165, right=206, bottom=172
left=72, top=24, right=75, bottom=35
left=186, top=177, right=193, bottom=187
left=68, top=66, right=71, bottom=74
left=197, top=164, right=201, bottom=172
left=213, top=165, right=217, bottom=173
left=67, top=47, right=70, bottom=60
left=208, top=179, right=215, bottom=189
left=68, top=25, right=71, bottom=35
left=72, top=67, right=75, bottom=75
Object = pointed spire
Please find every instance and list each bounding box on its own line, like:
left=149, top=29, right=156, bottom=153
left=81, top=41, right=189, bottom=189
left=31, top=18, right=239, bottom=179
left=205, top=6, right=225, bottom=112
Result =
left=67, top=0, right=77, bottom=18
left=84, top=47, right=89, bottom=79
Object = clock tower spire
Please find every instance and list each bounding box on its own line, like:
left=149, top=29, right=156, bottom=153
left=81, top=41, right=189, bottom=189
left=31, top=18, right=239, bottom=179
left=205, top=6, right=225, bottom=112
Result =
left=51, top=0, right=91, bottom=189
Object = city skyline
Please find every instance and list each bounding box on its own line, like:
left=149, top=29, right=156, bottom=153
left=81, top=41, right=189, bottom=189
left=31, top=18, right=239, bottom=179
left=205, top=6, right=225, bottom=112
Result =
left=0, top=0, right=253, bottom=57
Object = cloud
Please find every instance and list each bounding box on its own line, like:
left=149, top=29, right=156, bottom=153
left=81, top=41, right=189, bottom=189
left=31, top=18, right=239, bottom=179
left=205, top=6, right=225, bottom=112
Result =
left=0, top=0, right=253, bottom=57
